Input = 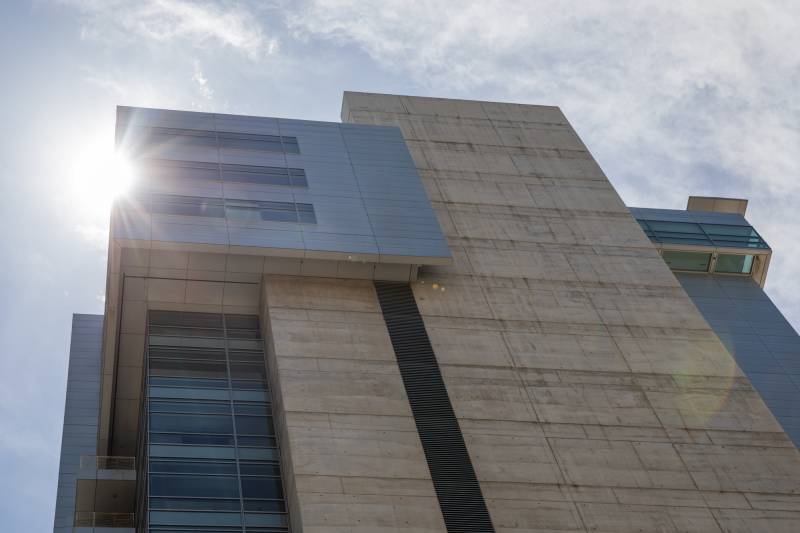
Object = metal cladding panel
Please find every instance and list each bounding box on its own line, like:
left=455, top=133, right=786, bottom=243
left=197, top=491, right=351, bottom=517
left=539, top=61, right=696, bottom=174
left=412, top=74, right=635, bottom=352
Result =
left=115, top=107, right=451, bottom=264
left=677, top=273, right=800, bottom=446
left=53, top=314, right=104, bottom=533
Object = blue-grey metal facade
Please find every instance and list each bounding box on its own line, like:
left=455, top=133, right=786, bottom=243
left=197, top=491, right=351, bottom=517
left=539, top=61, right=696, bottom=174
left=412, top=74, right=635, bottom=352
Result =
left=114, top=107, right=450, bottom=263
left=633, top=206, right=800, bottom=447
left=676, top=274, right=800, bottom=446
left=53, top=314, right=104, bottom=532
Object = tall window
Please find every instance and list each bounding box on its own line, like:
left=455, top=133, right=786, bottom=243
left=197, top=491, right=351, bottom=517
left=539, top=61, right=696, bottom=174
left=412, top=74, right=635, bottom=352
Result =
left=140, top=311, right=289, bottom=532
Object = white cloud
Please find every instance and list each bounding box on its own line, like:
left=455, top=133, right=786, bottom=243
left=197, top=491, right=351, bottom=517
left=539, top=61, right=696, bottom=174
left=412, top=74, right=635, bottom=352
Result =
left=192, top=60, right=214, bottom=101
left=60, top=0, right=279, bottom=59
left=286, top=0, right=800, bottom=325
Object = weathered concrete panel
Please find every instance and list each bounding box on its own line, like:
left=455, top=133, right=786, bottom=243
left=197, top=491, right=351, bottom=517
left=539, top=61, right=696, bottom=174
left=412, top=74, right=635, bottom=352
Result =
left=262, top=275, right=448, bottom=532
left=342, top=91, right=800, bottom=532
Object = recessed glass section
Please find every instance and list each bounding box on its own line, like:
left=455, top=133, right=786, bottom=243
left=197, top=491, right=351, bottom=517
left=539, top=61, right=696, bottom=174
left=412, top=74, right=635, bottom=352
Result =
left=149, top=474, right=240, bottom=498
left=715, top=253, right=755, bottom=274
left=661, top=250, right=712, bottom=272
left=143, top=311, right=288, bottom=532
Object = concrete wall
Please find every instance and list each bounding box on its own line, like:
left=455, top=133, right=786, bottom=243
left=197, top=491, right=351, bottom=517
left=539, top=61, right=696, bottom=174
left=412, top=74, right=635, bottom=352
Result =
left=53, top=314, right=104, bottom=533
left=338, top=92, right=800, bottom=532
left=261, top=276, right=448, bottom=532
left=677, top=273, right=800, bottom=446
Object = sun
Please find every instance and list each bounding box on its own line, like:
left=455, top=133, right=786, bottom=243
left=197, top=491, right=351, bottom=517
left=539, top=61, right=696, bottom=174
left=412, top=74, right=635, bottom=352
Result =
left=68, top=138, right=135, bottom=216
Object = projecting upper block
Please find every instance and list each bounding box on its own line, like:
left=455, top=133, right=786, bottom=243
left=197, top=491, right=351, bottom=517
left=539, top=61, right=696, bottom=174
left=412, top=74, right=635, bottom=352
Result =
left=113, top=106, right=451, bottom=268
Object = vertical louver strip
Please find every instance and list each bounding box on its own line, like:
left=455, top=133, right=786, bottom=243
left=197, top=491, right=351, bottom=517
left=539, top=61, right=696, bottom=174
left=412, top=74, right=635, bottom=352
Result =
left=374, top=282, right=495, bottom=533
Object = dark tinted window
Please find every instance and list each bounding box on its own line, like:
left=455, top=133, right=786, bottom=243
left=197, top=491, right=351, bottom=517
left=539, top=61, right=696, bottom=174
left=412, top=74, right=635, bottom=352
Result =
left=230, top=362, right=266, bottom=380
left=241, top=476, right=284, bottom=499
left=234, top=403, right=270, bottom=416
left=296, top=203, right=316, bottom=223
left=260, top=203, right=298, bottom=222
left=282, top=137, right=300, bottom=154
left=148, top=346, right=226, bottom=361
left=149, top=400, right=231, bottom=414
left=236, top=435, right=275, bottom=448
left=150, top=413, right=234, bottom=434
left=225, top=314, right=259, bottom=330
left=239, top=462, right=281, bottom=476
left=141, top=159, right=220, bottom=181
left=149, top=376, right=228, bottom=389
left=661, top=250, right=712, bottom=272
left=150, top=195, right=225, bottom=218
left=221, top=164, right=291, bottom=186
left=150, top=433, right=235, bottom=446
left=716, top=253, right=755, bottom=274
left=231, top=379, right=267, bottom=390
left=218, top=132, right=285, bottom=152
left=140, top=127, right=217, bottom=148
left=143, top=196, right=315, bottom=223
left=150, top=497, right=241, bottom=511
left=149, top=358, right=228, bottom=379
left=149, top=460, right=237, bottom=475
left=243, top=499, right=286, bottom=512
left=150, top=474, right=240, bottom=498
left=288, top=168, right=308, bottom=186
left=137, top=127, right=300, bottom=155
left=235, top=415, right=273, bottom=436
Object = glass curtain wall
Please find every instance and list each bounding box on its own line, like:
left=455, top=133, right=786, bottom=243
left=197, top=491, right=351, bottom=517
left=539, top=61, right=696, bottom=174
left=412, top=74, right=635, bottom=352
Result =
left=138, top=311, right=288, bottom=532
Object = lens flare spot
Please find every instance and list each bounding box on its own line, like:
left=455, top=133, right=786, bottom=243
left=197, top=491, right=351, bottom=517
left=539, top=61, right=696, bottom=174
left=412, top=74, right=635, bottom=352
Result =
left=69, top=140, right=135, bottom=216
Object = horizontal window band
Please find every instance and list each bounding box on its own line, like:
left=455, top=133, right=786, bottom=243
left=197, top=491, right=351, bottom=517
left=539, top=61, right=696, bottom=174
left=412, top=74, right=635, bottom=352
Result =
left=133, top=127, right=300, bottom=154
left=123, top=193, right=317, bottom=224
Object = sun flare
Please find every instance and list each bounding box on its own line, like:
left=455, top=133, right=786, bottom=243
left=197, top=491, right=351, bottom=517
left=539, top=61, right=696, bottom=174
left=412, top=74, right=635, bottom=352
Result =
left=69, top=139, right=135, bottom=215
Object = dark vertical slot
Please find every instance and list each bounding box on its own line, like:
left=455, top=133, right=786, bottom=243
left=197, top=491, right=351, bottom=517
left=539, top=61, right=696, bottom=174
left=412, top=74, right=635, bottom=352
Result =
left=374, top=282, right=495, bottom=533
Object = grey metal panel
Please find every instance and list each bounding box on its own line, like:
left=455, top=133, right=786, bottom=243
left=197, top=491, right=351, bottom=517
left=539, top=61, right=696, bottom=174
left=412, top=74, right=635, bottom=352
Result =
left=676, top=273, right=800, bottom=446
left=151, top=221, right=229, bottom=246
left=227, top=227, right=305, bottom=249
left=116, top=107, right=452, bottom=263
left=214, top=114, right=280, bottom=134
left=53, top=314, right=104, bottom=532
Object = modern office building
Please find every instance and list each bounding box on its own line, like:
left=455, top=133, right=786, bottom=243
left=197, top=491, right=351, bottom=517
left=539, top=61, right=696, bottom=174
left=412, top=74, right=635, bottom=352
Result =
left=54, top=93, right=800, bottom=533
left=632, top=199, right=800, bottom=446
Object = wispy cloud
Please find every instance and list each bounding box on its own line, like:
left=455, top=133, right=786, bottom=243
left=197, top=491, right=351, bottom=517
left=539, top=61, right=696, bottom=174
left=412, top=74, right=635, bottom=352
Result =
left=192, top=60, right=214, bottom=101
left=286, top=0, right=800, bottom=323
left=60, top=0, right=279, bottom=59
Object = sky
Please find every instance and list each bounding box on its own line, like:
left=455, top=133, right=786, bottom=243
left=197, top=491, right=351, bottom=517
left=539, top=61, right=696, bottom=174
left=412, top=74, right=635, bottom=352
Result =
left=0, top=1, right=798, bottom=530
